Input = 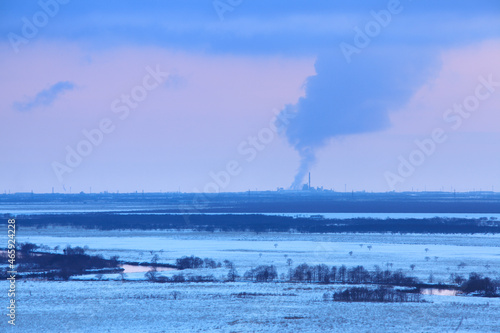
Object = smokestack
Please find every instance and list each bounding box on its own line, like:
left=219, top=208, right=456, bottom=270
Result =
left=308, top=172, right=311, bottom=190
left=278, top=51, right=435, bottom=189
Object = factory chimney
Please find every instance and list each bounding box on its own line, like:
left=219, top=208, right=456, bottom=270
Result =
left=308, top=172, right=311, bottom=190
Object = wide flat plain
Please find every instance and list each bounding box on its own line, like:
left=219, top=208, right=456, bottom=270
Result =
left=2, top=227, right=499, bottom=332
left=6, top=280, right=500, bottom=332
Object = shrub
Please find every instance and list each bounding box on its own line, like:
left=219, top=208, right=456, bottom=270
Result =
left=332, top=287, right=421, bottom=303
left=244, top=265, right=278, bottom=282
left=461, top=273, right=497, bottom=296
left=175, top=256, right=204, bottom=269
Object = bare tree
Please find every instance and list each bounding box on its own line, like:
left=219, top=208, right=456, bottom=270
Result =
left=223, top=260, right=234, bottom=269
left=151, top=254, right=160, bottom=265
left=227, top=268, right=239, bottom=282
left=145, top=267, right=158, bottom=282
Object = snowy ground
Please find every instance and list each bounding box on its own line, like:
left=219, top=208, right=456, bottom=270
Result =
left=2, top=228, right=500, bottom=331
left=15, top=228, right=500, bottom=283
left=3, top=280, right=499, bottom=332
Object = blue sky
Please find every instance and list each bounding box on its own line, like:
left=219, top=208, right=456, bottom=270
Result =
left=2, top=1, right=499, bottom=53
left=1, top=0, right=500, bottom=193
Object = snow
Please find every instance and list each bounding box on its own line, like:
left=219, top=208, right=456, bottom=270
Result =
left=4, top=280, right=500, bottom=332
left=3, top=227, right=500, bottom=331
left=15, top=229, right=500, bottom=284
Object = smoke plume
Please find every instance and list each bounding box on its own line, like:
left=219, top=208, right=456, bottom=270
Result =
left=279, top=48, right=437, bottom=189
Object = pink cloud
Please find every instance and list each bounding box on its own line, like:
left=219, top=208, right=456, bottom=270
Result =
left=0, top=41, right=315, bottom=192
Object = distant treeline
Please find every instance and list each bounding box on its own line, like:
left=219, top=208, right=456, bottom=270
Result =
left=243, top=264, right=418, bottom=286
left=241, top=264, right=499, bottom=297
left=8, top=213, right=500, bottom=234
left=287, top=264, right=418, bottom=285
left=2, top=191, right=500, bottom=213
left=0, top=245, right=120, bottom=280
left=330, top=287, right=422, bottom=303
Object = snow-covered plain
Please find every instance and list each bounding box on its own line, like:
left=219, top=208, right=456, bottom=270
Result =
left=4, top=281, right=500, bottom=332
left=17, top=228, right=500, bottom=283
left=3, top=227, right=500, bottom=331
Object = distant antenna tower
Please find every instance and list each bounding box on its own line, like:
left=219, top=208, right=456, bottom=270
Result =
left=308, top=172, right=311, bottom=190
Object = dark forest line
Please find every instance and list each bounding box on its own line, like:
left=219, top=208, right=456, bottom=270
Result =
left=2, top=191, right=500, bottom=214
left=4, top=213, right=500, bottom=234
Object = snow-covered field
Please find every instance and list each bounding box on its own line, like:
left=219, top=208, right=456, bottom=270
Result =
left=16, top=228, right=500, bottom=283
left=3, top=227, right=500, bottom=331
left=4, top=280, right=500, bottom=332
